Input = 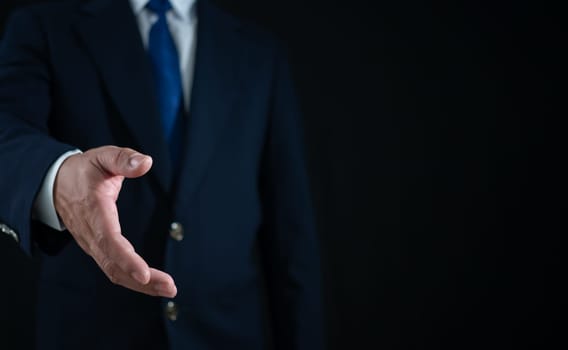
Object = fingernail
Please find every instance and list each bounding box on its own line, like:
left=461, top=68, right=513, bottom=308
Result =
left=131, top=271, right=148, bottom=284
left=128, top=155, right=146, bottom=169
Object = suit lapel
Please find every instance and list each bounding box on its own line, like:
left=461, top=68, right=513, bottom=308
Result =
left=173, top=0, right=244, bottom=202
left=75, top=0, right=173, bottom=192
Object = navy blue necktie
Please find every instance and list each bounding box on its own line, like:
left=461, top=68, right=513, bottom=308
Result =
left=146, top=0, right=183, bottom=164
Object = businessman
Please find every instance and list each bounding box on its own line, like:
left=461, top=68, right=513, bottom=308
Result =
left=0, top=0, right=323, bottom=349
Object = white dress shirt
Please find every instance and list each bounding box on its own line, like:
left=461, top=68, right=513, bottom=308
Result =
left=33, top=0, right=198, bottom=230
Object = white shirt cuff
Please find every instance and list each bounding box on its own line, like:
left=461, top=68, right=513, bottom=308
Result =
left=33, top=149, right=82, bottom=231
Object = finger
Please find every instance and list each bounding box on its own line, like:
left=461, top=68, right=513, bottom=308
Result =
left=83, top=200, right=176, bottom=297
left=100, top=234, right=151, bottom=284
left=93, top=258, right=177, bottom=298
left=94, top=146, right=152, bottom=178
left=89, top=198, right=150, bottom=284
left=89, top=240, right=151, bottom=290
left=148, top=268, right=177, bottom=297
left=116, top=268, right=177, bottom=298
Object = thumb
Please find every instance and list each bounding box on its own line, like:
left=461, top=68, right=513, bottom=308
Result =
left=94, top=146, right=153, bottom=178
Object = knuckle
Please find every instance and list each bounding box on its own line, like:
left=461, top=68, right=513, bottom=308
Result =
left=98, top=145, right=119, bottom=155
left=101, top=257, right=119, bottom=284
left=94, top=230, right=108, bottom=251
left=115, top=147, right=133, bottom=165
left=107, top=266, right=120, bottom=285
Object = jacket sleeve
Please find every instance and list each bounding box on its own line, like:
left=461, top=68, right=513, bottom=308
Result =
left=259, top=45, right=325, bottom=350
left=0, top=9, right=76, bottom=256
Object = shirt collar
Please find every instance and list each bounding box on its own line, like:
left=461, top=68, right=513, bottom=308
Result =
left=129, top=0, right=196, bottom=21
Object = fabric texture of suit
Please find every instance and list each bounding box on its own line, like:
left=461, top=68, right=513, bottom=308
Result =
left=0, top=0, right=323, bottom=349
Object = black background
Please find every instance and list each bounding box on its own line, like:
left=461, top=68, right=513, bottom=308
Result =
left=0, top=1, right=557, bottom=349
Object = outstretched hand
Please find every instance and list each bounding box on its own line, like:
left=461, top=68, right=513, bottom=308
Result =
left=54, top=146, right=177, bottom=298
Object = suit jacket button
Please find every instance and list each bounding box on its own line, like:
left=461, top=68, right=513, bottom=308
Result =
left=169, top=222, right=184, bottom=241
left=165, top=301, right=178, bottom=321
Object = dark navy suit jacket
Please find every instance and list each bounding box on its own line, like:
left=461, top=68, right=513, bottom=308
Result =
left=0, top=0, right=323, bottom=349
